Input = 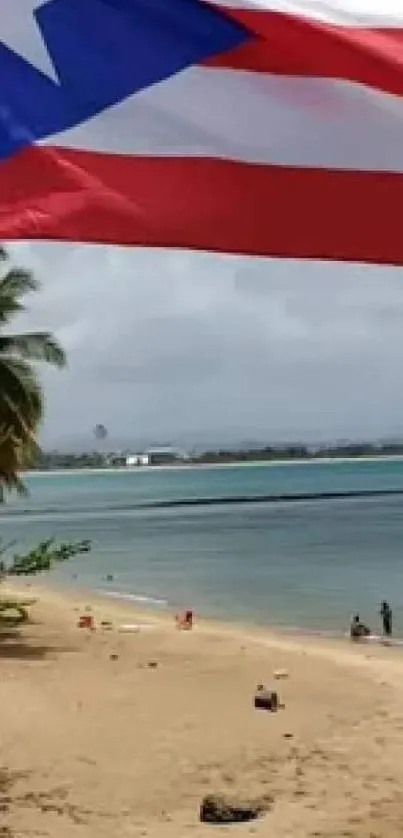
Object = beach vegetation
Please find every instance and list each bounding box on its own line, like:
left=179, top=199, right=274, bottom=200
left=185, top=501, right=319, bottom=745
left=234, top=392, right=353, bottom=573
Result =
left=0, top=537, right=91, bottom=623
left=0, top=537, right=91, bottom=578
left=0, top=246, right=66, bottom=496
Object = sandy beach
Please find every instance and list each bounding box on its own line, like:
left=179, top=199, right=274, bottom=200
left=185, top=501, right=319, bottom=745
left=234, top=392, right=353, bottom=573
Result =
left=2, top=584, right=403, bottom=837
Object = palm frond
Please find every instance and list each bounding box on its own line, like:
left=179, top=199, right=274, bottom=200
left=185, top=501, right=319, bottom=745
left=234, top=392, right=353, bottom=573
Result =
left=0, top=434, right=30, bottom=497
left=0, top=270, right=39, bottom=325
left=0, top=333, right=66, bottom=368
left=0, top=358, right=43, bottom=435
left=0, top=397, right=39, bottom=443
left=0, top=269, right=39, bottom=299
left=0, top=247, right=66, bottom=499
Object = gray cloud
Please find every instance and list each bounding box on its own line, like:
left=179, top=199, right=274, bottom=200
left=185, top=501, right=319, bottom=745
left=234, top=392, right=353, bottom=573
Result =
left=5, top=241, right=403, bottom=449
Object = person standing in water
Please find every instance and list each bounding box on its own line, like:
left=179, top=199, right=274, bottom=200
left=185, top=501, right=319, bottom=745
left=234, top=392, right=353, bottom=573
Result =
left=380, top=601, right=392, bottom=637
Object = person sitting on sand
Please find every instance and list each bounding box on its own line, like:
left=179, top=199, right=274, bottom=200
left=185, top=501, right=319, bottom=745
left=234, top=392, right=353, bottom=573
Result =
left=350, top=614, right=371, bottom=640
left=175, top=609, right=194, bottom=630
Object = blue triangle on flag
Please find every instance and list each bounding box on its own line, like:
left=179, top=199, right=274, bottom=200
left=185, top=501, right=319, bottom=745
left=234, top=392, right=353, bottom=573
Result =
left=0, top=0, right=250, bottom=159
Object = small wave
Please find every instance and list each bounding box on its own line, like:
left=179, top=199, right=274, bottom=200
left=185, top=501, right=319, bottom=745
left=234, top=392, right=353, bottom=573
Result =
left=2, top=487, right=403, bottom=518
left=145, top=487, right=403, bottom=508
left=96, top=589, right=168, bottom=607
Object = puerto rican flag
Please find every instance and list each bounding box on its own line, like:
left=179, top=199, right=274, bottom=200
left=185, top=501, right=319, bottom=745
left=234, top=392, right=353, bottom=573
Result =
left=2, top=0, right=403, bottom=265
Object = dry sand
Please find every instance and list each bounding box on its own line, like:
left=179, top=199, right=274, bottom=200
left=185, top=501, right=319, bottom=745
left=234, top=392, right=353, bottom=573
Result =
left=2, top=583, right=403, bottom=837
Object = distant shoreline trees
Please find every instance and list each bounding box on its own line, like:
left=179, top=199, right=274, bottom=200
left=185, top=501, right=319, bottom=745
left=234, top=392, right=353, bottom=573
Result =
left=26, top=441, right=403, bottom=471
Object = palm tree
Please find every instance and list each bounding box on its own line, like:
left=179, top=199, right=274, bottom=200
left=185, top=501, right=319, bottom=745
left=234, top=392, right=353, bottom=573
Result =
left=0, top=247, right=66, bottom=495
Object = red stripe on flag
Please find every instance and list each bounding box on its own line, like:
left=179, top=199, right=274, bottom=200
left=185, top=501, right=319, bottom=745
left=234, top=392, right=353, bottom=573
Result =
left=1, top=145, right=402, bottom=265
left=203, top=9, right=403, bottom=98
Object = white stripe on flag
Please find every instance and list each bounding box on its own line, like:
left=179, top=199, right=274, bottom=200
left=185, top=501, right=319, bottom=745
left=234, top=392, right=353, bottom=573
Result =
left=41, top=67, right=403, bottom=172
left=211, top=0, right=403, bottom=27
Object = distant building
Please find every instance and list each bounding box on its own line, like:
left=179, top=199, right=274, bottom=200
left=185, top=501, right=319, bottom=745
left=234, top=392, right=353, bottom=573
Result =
left=125, top=453, right=149, bottom=467
left=145, top=447, right=187, bottom=466
left=125, top=454, right=140, bottom=467
left=124, top=447, right=188, bottom=467
left=108, top=454, right=126, bottom=467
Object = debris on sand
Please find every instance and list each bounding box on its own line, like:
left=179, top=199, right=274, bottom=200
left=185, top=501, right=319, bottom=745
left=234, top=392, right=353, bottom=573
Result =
left=274, top=669, right=289, bottom=680
left=254, top=684, right=279, bottom=711
left=199, top=793, right=271, bottom=824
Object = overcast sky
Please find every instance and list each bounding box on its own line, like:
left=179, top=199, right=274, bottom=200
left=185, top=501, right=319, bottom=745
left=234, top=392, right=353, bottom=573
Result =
left=3, top=8, right=403, bottom=451
left=4, top=241, right=403, bottom=450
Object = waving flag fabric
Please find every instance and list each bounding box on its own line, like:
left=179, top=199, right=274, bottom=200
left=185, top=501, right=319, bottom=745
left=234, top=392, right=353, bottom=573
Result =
left=2, top=0, right=403, bottom=264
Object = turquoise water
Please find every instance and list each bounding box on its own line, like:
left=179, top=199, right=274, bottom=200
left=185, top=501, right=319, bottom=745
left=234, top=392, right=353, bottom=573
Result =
left=1, top=459, right=403, bottom=634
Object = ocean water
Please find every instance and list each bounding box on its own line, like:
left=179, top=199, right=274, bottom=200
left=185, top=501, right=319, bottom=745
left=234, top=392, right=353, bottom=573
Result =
left=1, top=459, right=403, bottom=635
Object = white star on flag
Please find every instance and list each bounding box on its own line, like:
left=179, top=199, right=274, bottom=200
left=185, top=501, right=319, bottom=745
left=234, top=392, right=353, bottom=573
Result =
left=0, top=0, right=58, bottom=81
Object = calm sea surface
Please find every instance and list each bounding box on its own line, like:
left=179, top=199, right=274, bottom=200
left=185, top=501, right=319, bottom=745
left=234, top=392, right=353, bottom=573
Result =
left=1, top=459, right=403, bottom=635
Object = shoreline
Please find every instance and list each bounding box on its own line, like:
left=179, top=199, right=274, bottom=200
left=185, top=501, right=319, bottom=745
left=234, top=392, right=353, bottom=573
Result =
left=21, top=453, right=403, bottom=478
left=15, top=577, right=350, bottom=641
left=3, top=579, right=403, bottom=836
left=5, top=577, right=403, bottom=664
left=29, top=576, right=403, bottom=645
